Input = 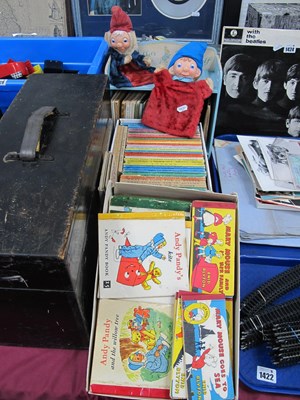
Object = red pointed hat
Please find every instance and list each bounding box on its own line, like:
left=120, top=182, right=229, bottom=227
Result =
left=110, top=6, right=133, bottom=33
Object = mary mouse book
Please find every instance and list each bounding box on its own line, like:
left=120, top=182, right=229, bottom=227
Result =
left=190, top=201, right=236, bottom=296
left=98, top=211, right=189, bottom=298
left=89, top=298, right=174, bottom=399
left=181, top=293, right=234, bottom=400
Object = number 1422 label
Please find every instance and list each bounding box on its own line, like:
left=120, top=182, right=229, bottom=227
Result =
left=257, top=366, right=277, bottom=384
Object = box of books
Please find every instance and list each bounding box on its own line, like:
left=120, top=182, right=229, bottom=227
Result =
left=87, top=184, right=240, bottom=400
left=99, top=118, right=213, bottom=198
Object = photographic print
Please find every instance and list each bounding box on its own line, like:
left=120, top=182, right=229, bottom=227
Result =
left=215, top=27, right=300, bottom=138
left=237, top=135, right=300, bottom=191
left=239, top=0, right=300, bottom=29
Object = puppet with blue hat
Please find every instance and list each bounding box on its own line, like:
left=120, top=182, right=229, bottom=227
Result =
left=142, top=41, right=213, bottom=138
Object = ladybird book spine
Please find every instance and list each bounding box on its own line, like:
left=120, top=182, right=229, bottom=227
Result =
left=189, top=201, right=236, bottom=296
left=181, top=294, right=234, bottom=400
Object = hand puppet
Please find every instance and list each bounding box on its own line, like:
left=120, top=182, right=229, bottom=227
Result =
left=104, top=6, right=155, bottom=88
left=142, top=41, right=213, bottom=138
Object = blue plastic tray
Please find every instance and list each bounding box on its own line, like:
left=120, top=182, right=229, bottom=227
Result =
left=0, top=37, right=108, bottom=113
left=240, top=249, right=300, bottom=396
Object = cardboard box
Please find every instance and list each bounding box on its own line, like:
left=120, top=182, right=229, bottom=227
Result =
left=99, top=119, right=213, bottom=202
left=87, top=183, right=240, bottom=399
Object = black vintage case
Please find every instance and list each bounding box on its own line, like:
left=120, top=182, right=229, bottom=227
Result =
left=0, top=73, right=111, bottom=348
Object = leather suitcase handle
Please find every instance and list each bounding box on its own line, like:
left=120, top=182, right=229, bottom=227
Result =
left=19, top=106, right=57, bottom=161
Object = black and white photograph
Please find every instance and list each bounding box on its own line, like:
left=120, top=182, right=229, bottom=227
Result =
left=237, top=135, right=300, bottom=191
left=239, top=0, right=300, bottom=29
left=215, top=27, right=300, bottom=137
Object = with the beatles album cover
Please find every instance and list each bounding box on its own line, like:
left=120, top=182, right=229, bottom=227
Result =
left=216, top=27, right=300, bottom=138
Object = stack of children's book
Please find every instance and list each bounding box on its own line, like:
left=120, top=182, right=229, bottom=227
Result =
left=111, top=91, right=149, bottom=122
left=89, top=195, right=237, bottom=399
left=110, top=121, right=209, bottom=191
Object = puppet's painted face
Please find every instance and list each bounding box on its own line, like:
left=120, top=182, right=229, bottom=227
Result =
left=171, top=57, right=201, bottom=79
left=110, top=31, right=131, bottom=53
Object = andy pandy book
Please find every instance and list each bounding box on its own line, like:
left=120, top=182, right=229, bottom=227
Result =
left=89, top=298, right=174, bottom=399
left=98, top=211, right=189, bottom=298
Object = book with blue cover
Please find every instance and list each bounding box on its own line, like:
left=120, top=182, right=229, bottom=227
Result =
left=181, top=293, right=234, bottom=400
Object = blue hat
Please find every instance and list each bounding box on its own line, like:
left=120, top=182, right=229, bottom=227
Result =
left=153, top=233, right=165, bottom=247
left=168, top=42, right=208, bottom=71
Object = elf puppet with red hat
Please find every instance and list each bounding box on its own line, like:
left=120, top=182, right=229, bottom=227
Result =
left=142, top=41, right=214, bottom=138
left=104, top=6, right=155, bottom=88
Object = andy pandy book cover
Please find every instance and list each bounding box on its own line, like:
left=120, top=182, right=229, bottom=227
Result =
left=98, top=211, right=189, bottom=298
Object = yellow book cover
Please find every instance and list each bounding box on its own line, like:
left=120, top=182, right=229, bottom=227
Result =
left=189, top=201, right=237, bottom=296
left=170, top=294, right=187, bottom=399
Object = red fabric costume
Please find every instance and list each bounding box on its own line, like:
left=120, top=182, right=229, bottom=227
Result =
left=142, top=69, right=212, bottom=138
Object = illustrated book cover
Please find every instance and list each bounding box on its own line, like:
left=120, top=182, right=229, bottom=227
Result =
left=170, top=293, right=187, bottom=399
left=190, top=200, right=236, bottom=296
left=181, top=293, right=234, bottom=400
left=89, top=298, right=174, bottom=399
left=98, top=211, right=189, bottom=298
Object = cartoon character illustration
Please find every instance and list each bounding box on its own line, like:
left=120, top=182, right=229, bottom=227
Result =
left=141, top=261, right=162, bottom=290
left=194, top=231, right=223, bottom=247
left=117, top=232, right=167, bottom=262
left=130, top=328, right=157, bottom=350
left=194, top=231, right=224, bottom=262
left=116, top=237, right=164, bottom=289
left=194, top=207, right=232, bottom=228
left=128, top=335, right=170, bottom=373
left=185, top=345, right=217, bottom=380
left=127, top=306, right=149, bottom=331
left=201, top=245, right=222, bottom=263
left=134, top=306, right=150, bottom=319
left=189, top=308, right=206, bottom=322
